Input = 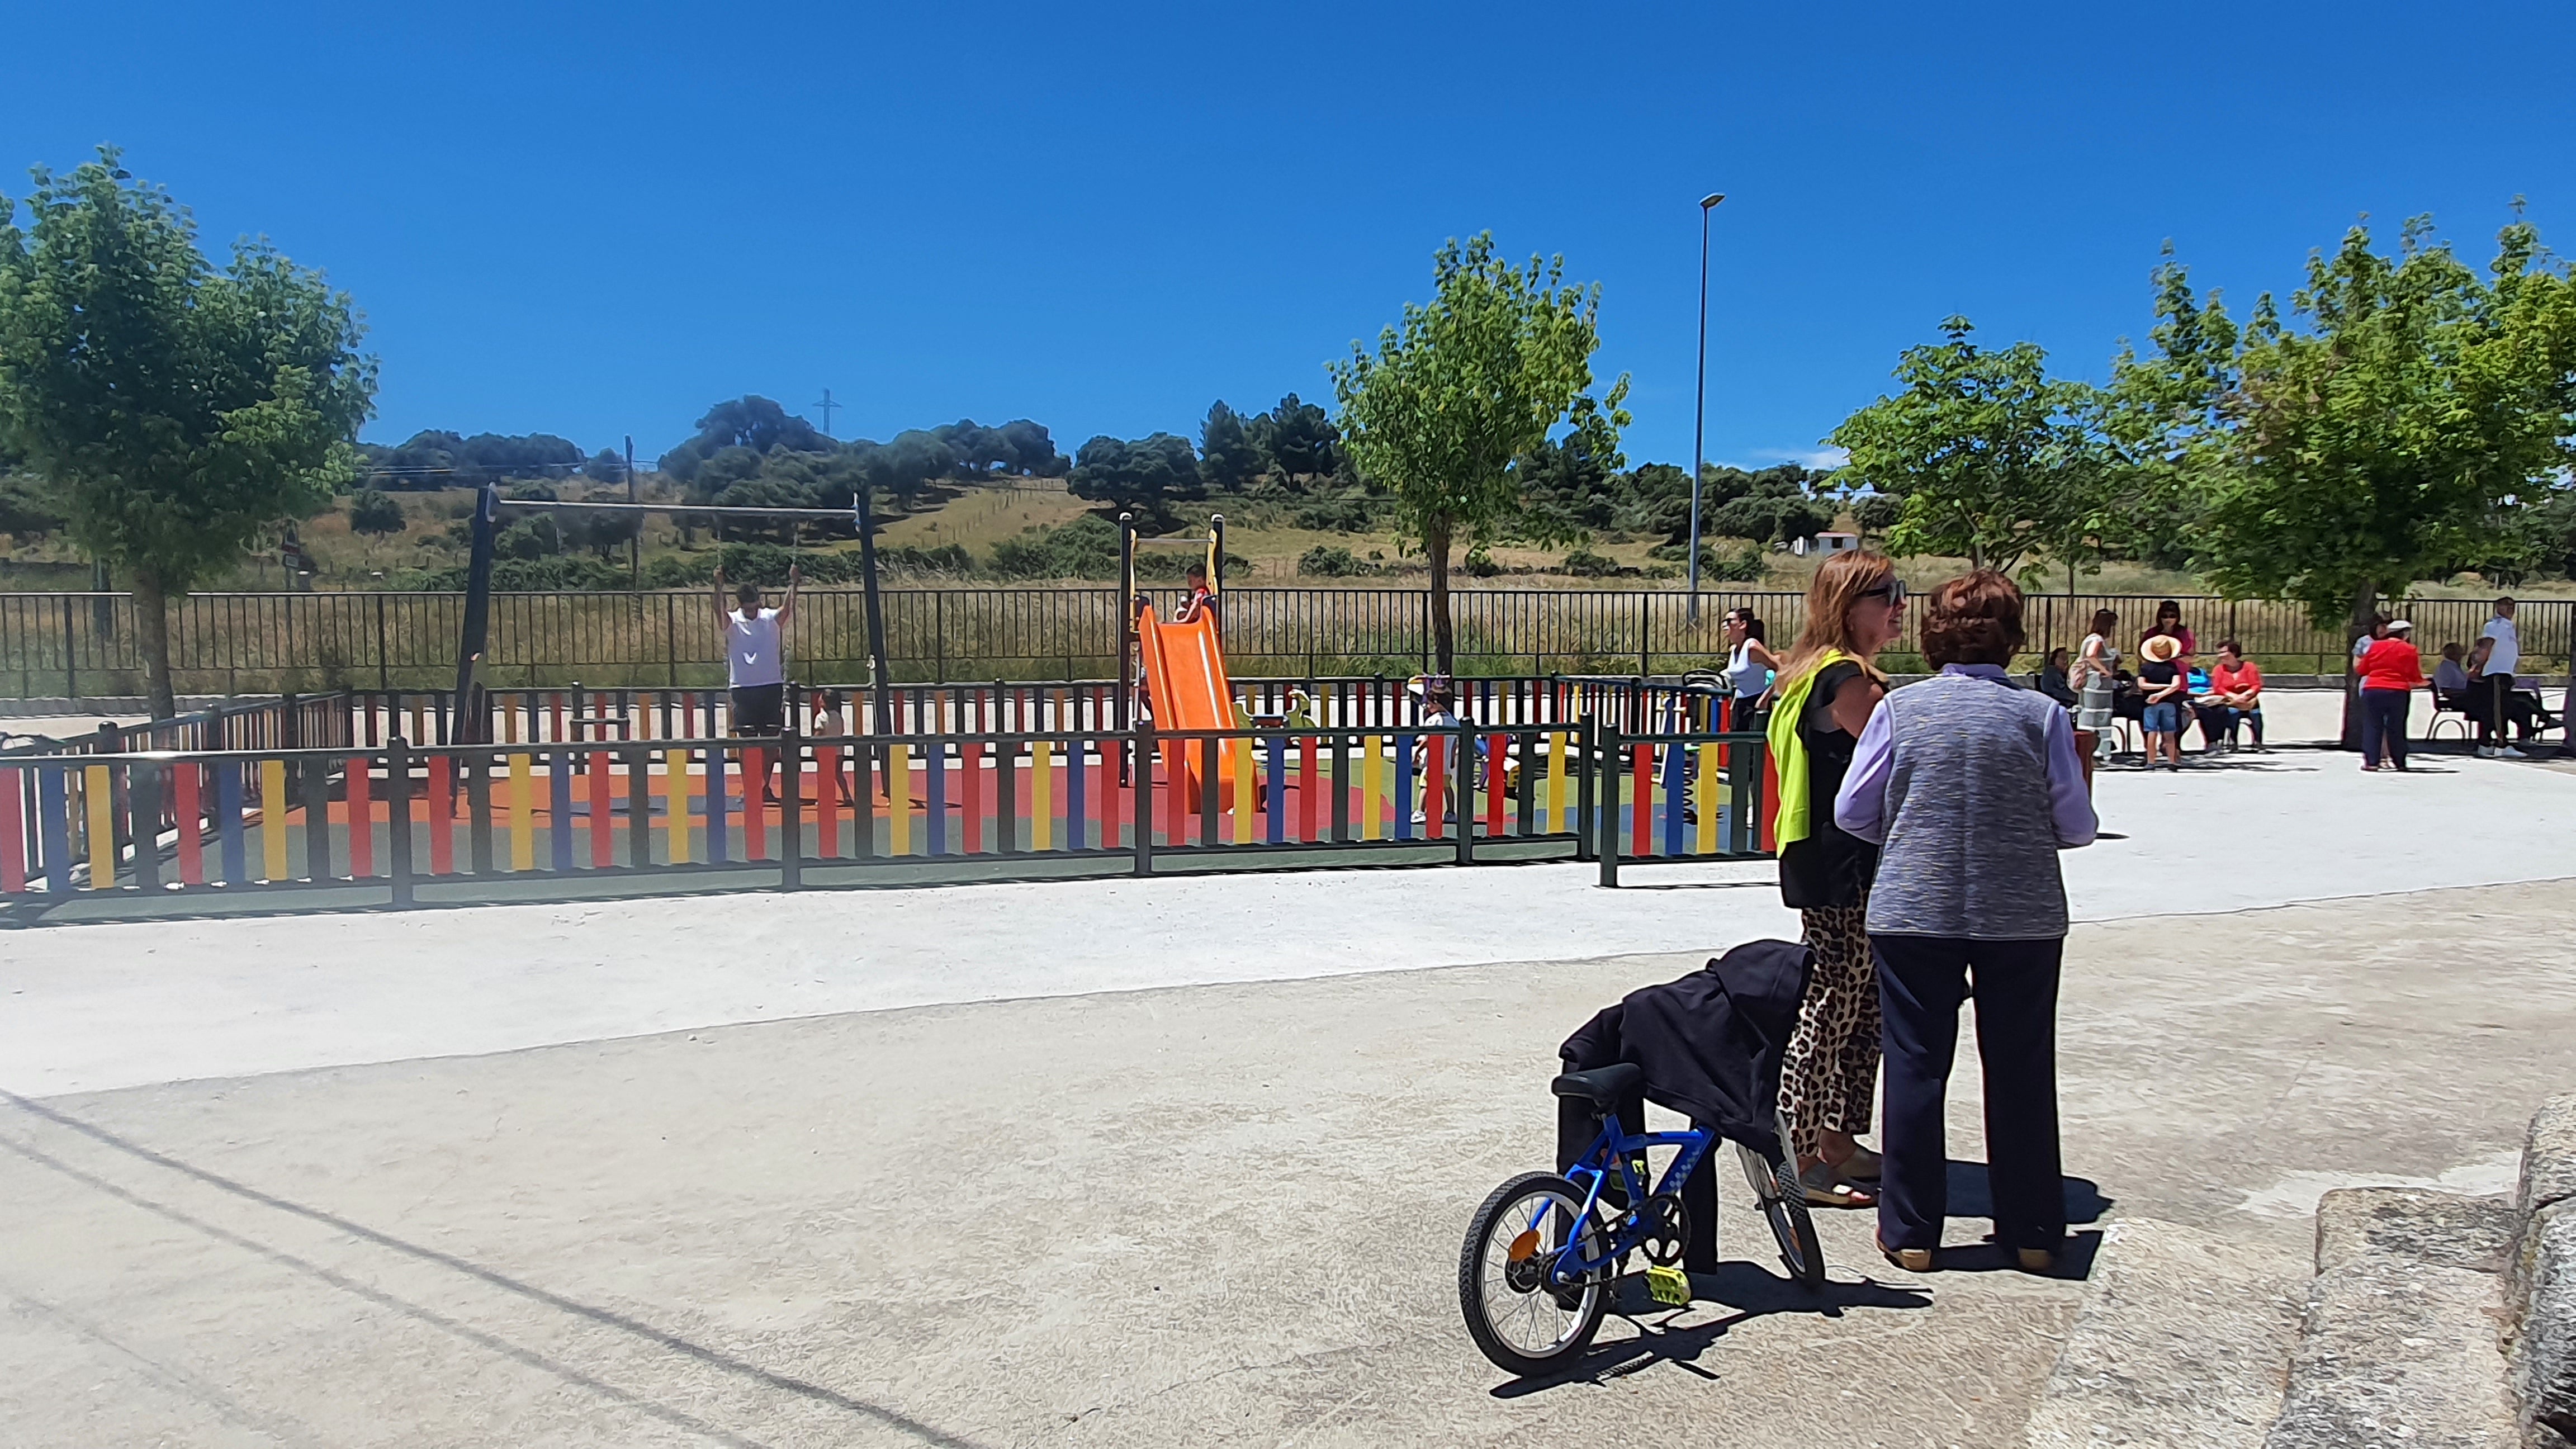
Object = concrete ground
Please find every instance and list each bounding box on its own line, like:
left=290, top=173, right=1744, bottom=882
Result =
left=3, top=751, right=2574, bottom=1446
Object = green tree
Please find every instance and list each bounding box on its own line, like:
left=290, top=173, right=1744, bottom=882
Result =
left=2199, top=214, right=2576, bottom=663
left=1826, top=317, right=2099, bottom=575
left=1706, top=464, right=1835, bottom=545
left=1067, top=432, right=1204, bottom=531
left=347, top=487, right=406, bottom=564
left=1330, top=233, right=1629, bottom=673
left=1198, top=401, right=1261, bottom=491
left=1245, top=392, right=1341, bottom=487
left=0, top=148, right=376, bottom=717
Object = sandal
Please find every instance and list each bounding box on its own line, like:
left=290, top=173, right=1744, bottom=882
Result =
left=1836, top=1145, right=1882, bottom=1183
left=1877, top=1234, right=1933, bottom=1273
left=1799, top=1160, right=1875, bottom=1208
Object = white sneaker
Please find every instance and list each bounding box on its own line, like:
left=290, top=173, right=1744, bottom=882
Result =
left=2476, top=746, right=2498, bottom=758
left=2500, top=745, right=2528, bottom=759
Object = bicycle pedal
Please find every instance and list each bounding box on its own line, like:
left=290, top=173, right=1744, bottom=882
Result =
left=1644, top=1265, right=1691, bottom=1307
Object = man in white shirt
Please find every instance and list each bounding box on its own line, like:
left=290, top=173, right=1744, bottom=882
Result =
left=2469, top=596, right=2525, bottom=758
left=716, top=564, right=799, bottom=796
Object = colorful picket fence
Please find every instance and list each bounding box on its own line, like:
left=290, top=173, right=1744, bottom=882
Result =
left=0, top=719, right=1768, bottom=916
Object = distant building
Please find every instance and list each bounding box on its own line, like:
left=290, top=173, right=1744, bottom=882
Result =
left=1791, top=531, right=1861, bottom=557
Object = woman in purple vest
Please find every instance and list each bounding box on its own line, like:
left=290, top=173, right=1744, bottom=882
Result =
left=1832, top=571, right=2099, bottom=1274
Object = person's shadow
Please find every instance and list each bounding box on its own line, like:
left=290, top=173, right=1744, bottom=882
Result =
left=1919, top=1161, right=2113, bottom=1277
left=1488, top=1266, right=1933, bottom=1396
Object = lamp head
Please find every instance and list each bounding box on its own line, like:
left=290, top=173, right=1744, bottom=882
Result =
left=1701, top=192, right=1726, bottom=209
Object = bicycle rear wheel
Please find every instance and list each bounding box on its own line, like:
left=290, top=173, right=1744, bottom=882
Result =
left=1458, top=1172, right=1609, bottom=1376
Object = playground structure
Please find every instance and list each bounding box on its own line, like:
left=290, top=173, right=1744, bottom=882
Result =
left=0, top=674, right=1768, bottom=921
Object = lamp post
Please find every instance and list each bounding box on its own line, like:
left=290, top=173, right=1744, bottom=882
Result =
left=1688, top=191, right=1726, bottom=623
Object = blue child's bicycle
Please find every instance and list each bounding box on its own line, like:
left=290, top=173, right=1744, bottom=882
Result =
left=1457, top=1061, right=1823, bottom=1376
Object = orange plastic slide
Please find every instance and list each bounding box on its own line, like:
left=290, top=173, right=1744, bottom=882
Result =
left=1137, top=602, right=1237, bottom=794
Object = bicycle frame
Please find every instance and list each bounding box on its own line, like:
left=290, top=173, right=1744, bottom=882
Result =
left=1536, top=1111, right=1716, bottom=1286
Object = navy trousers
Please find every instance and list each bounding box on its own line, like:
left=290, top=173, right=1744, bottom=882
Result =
left=1874, top=934, right=2066, bottom=1253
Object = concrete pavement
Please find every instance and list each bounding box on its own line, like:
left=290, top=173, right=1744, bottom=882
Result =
left=6, top=749, right=2576, bottom=1098
left=4, top=745, right=2574, bottom=1445
left=5, top=880, right=2573, bottom=1447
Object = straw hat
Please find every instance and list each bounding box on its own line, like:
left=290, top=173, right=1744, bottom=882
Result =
left=2141, top=633, right=2181, bottom=662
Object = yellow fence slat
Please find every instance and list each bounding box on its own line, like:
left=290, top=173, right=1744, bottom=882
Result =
left=1696, top=741, right=1720, bottom=854
left=261, top=757, right=290, bottom=882
left=1232, top=738, right=1256, bottom=844
left=1031, top=740, right=1054, bottom=851
left=1359, top=734, right=1382, bottom=841
left=888, top=742, right=913, bottom=856
left=664, top=749, right=690, bottom=863
left=85, top=764, right=115, bottom=889
left=508, top=753, right=534, bottom=870
left=1545, top=731, right=1568, bottom=834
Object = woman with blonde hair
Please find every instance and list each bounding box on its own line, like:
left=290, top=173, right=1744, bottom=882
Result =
left=1765, top=550, right=1907, bottom=1206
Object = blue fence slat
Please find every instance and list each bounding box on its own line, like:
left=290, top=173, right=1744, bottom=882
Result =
left=1395, top=734, right=1415, bottom=841
left=705, top=747, right=729, bottom=863
left=550, top=753, right=575, bottom=871
left=937, top=737, right=958, bottom=850
left=1066, top=739, right=1086, bottom=849
left=39, top=766, right=70, bottom=894
left=1266, top=736, right=1285, bottom=845
left=1661, top=744, right=1686, bottom=857
left=218, top=765, right=246, bottom=883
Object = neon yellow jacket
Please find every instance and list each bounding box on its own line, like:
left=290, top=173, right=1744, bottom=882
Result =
left=1765, top=647, right=1854, bottom=850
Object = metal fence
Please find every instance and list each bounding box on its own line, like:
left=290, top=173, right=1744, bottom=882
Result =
left=3, top=587, right=2566, bottom=699
left=0, top=704, right=1769, bottom=922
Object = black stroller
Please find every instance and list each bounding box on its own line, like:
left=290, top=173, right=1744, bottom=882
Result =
left=1457, top=940, right=1821, bottom=1375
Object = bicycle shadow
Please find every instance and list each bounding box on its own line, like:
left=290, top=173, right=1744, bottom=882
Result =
left=1486, top=1265, right=1931, bottom=1397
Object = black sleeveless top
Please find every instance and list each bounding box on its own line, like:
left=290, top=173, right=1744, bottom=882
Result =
left=1778, top=661, right=1879, bottom=910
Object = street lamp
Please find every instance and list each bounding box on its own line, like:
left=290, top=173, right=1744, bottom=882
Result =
left=1688, top=191, right=1726, bottom=623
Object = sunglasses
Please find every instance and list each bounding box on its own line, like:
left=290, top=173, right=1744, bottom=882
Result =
left=1859, top=578, right=1907, bottom=605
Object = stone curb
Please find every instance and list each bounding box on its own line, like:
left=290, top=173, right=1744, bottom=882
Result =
left=2511, top=1094, right=2576, bottom=1449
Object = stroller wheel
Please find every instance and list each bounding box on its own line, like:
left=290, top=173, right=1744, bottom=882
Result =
left=1738, top=1143, right=1825, bottom=1289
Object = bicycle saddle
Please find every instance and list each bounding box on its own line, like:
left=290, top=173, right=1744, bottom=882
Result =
left=1549, top=1062, right=1643, bottom=1103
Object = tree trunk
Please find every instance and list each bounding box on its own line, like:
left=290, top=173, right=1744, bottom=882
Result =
left=2341, top=577, right=2376, bottom=750
left=132, top=566, right=178, bottom=721
left=1426, top=515, right=1455, bottom=678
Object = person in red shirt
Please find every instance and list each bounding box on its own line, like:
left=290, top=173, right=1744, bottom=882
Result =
left=2200, top=640, right=2266, bottom=751
left=2356, top=619, right=2426, bottom=771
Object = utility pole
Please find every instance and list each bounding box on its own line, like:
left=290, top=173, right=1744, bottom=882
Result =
left=1688, top=192, right=1726, bottom=624
left=626, top=434, right=640, bottom=589
left=813, top=389, right=840, bottom=437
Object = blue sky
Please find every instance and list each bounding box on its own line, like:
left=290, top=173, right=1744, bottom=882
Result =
left=7, top=2, right=2573, bottom=471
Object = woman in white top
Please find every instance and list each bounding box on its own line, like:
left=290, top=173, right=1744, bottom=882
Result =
left=2072, top=608, right=2120, bottom=687
left=1721, top=608, right=1779, bottom=733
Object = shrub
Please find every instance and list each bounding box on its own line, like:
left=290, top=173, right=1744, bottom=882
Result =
left=1562, top=548, right=1621, bottom=577
left=1298, top=544, right=1368, bottom=577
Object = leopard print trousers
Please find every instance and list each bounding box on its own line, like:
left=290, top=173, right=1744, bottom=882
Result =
left=1779, top=903, right=1881, bottom=1163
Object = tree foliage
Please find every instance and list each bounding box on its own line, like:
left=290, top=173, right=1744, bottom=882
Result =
left=1330, top=233, right=1629, bottom=673
left=347, top=488, right=406, bottom=538
left=1827, top=317, right=2098, bottom=575
left=0, top=146, right=376, bottom=716
left=2196, top=216, right=2576, bottom=632
left=1197, top=401, right=1261, bottom=491
left=1067, top=432, right=1204, bottom=530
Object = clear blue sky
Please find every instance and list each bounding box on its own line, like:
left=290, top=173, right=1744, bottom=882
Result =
left=8, top=2, right=2572, bottom=471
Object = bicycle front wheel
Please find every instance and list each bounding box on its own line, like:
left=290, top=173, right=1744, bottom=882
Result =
left=1458, top=1172, right=1608, bottom=1376
left=1739, top=1144, right=1826, bottom=1289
